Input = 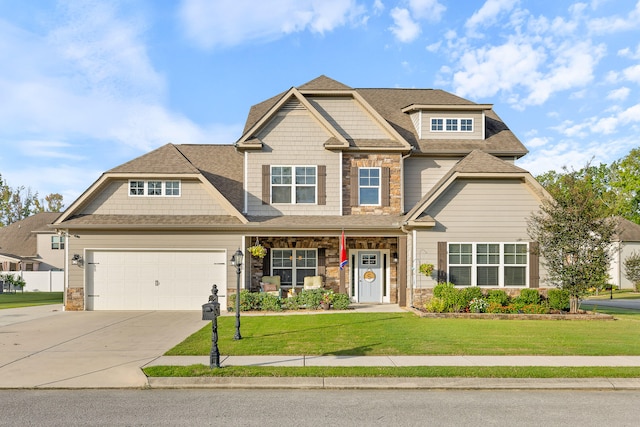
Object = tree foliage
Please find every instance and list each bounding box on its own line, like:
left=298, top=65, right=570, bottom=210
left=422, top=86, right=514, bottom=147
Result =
left=624, top=252, right=640, bottom=292
left=0, top=174, right=64, bottom=226
left=528, top=167, right=617, bottom=313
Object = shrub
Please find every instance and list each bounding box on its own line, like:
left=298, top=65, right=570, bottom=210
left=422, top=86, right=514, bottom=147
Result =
left=515, top=289, right=540, bottom=305
left=486, top=302, right=507, bottom=313
left=486, top=289, right=510, bottom=306
left=432, top=282, right=467, bottom=312
left=547, top=288, right=570, bottom=311
left=332, top=293, right=351, bottom=310
left=298, top=289, right=324, bottom=309
left=424, top=297, right=447, bottom=313
left=282, top=296, right=301, bottom=310
left=461, top=286, right=483, bottom=308
left=469, top=297, right=488, bottom=313
left=258, top=293, right=282, bottom=312
left=227, top=290, right=260, bottom=311
left=520, top=304, right=550, bottom=314
left=624, top=251, right=640, bottom=292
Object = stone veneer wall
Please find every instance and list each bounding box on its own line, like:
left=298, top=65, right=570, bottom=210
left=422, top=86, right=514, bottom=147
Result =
left=343, top=153, right=402, bottom=215
left=65, top=287, right=84, bottom=311
left=411, top=287, right=551, bottom=308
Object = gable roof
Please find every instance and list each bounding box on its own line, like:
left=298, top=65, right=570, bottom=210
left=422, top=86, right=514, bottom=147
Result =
left=55, top=143, right=247, bottom=227
left=404, top=150, right=547, bottom=226
left=615, top=217, right=640, bottom=242
left=0, top=212, right=60, bottom=259
left=241, top=76, right=528, bottom=157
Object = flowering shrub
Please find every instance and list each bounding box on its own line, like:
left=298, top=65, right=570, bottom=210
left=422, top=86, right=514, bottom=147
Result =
left=469, top=297, right=488, bottom=313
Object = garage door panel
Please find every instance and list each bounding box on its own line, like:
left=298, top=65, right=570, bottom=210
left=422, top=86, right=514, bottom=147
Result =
left=86, top=250, right=227, bottom=310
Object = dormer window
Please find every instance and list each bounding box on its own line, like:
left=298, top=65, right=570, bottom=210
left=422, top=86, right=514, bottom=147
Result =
left=129, top=180, right=181, bottom=197
left=431, top=118, right=473, bottom=132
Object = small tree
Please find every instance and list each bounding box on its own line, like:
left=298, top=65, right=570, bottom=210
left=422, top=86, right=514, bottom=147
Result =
left=528, top=166, right=616, bottom=313
left=624, top=251, right=640, bottom=292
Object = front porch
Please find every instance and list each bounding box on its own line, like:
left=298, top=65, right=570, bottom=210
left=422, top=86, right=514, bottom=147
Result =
left=242, top=235, right=406, bottom=305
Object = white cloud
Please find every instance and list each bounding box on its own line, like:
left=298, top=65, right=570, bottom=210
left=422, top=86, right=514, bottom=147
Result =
left=408, top=0, right=446, bottom=22
left=622, top=64, right=640, bottom=84
left=465, top=0, right=518, bottom=34
left=588, top=0, right=640, bottom=34
left=607, top=87, right=630, bottom=101
left=389, top=7, right=421, bottom=42
left=178, top=0, right=365, bottom=49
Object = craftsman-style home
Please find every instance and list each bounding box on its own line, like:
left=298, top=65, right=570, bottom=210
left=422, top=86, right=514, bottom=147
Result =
left=53, top=76, right=549, bottom=311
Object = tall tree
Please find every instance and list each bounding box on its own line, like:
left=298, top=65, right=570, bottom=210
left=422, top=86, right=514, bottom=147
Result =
left=610, top=148, right=640, bottom=224
left=528, top=167, right=617, bottom=313
left=0, top=174, right=64, bottom=226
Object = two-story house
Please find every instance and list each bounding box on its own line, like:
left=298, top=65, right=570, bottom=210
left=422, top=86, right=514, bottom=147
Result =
left=53, top=76, right=549, bottom=311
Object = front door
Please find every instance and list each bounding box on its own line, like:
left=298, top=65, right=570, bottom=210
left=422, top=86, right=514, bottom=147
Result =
left=358, top=251, right=382, bottom=303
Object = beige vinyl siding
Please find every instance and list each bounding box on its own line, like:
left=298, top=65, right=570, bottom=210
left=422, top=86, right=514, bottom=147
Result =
left=409, top=112, right=421, bottom=138
left=36, top=233, right=65, bottom=270
left=247, top=109, right=341, bottom=216
left=423, top=111, right=483, bottom=140
left=307, top=96, right=390, bottom=140
left=66, top=231, right=240, bottom=293
left=413, top=178, right=547, bottom=286
left=80, top=179, right=229, bottom=215
left=404, top=157, right=459, bottom=211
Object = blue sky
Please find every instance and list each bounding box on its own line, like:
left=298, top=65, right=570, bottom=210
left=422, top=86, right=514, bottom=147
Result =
left=1, top=0, right=639, bottom=208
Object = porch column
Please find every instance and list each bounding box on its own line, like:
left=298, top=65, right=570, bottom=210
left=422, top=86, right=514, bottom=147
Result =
left=397, top=235, right=407, bottom=307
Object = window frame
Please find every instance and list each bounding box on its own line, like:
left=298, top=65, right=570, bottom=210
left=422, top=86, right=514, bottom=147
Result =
left=51, top=235, right=65, bottom=250
left=358, top=167, right=381, bottom=206
left=128, top=180, right=182, bottom=197
left=270, top=165, right=317, bottom=205
left=448, top=242, right=529, bottom=287
left=271, top=248, right=318, bottom=288
left=431, top=117, right=474, bottom=133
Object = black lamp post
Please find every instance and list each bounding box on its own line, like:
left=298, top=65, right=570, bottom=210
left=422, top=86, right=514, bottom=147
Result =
left=231, top=248, right=244, bottom=340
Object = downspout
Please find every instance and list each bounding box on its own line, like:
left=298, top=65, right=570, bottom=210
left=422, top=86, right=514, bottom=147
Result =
left=339, top=151, right=343, bottom=215
left=243, top=152, right=248, bottom=214
left=412, top=229, right=417, bottom=308
left=62, top=230, right=69, bottom=311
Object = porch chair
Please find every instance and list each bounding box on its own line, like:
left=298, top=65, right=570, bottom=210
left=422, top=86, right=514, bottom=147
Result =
left=303, top=275, right=323, bottom=291
left=260, top=276, right=281, bottom=297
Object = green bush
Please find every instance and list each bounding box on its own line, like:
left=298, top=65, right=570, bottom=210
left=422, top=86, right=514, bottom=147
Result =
left=547, top=288, right=570, bottom=311
left=332, top=293, right=351, bottom=310
left=520, top=304, right=550, bottom=314
left=431, top=282, right=466, bottom=312
left=298, top=289, right=324, bottom=309
left=424, top=297, right=447, bottom=313
left=282, top=296, right=301, bottom=310
left=486, top=301, right=507, bottom=313
left=515, top=289, right=540, bottom=305
left=258, top=293, right=282, bottom=312
left=461, top=286, right=483, bottom=308
left=486, top=289, right=510, bottom=306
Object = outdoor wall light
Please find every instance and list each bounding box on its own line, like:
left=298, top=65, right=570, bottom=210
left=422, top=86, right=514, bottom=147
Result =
left=71, top=254, right=83, bottom=265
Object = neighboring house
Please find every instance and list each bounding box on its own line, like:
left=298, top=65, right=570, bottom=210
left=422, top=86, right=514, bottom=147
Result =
left=610, top=217, right=640, bottom=290
left=0, top=212, right=64, bottom=272
left=53, top=75, right=550, bottom=311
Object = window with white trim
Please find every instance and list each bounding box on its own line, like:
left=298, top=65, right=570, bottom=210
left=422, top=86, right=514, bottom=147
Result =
left=431, top=118, right=474, bottom=132
left=271, top=249, right=317, bottom=287
left=359, top=167, right=380, bottom=205
left=448, top=243, right=528, bottom=287
left=129, top=180, right=181, bottom=197
left=271, top=166, right=316, bottom=204
left=51, top=235, right=65, bottom=250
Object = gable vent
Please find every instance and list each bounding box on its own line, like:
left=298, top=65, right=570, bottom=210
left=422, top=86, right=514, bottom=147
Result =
left=281, top=99, right=305, bottom=112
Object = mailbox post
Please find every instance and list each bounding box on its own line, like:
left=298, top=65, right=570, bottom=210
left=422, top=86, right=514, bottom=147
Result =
left=202, top=284, right=221, bottom=368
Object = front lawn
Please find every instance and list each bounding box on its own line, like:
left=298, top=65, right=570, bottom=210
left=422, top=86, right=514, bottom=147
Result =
left=167, top=311, right=640, bottom=357
left=0, top=292, right=63, bottom=309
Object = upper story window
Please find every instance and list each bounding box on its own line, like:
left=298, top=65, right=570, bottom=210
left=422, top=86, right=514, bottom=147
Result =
left=51, top=235, right=65, bottom=250
left=129, top=180, right=181, bottom=197
left=271, top=166, right=316, bottom=204
left=359, top=168, right=381, bottom=205
left=431, top=118, right=474, bottom=132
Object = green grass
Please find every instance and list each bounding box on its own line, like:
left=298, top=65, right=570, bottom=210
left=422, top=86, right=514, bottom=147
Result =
left=143, top=365, right=640, bottom=379
left=0, top=292, right=63, bottom=309
left=168, top=311, right=640, bottom=357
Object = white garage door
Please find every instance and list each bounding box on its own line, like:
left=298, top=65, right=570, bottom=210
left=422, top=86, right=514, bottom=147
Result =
left=85, top=250, right=227, bottom=310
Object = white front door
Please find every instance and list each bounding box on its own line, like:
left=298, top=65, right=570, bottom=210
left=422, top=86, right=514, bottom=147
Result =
left=358, top=251, right=382, bottom=303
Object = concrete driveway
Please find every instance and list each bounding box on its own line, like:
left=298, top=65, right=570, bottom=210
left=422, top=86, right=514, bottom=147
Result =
left=0, top=305, right=204, bottom=388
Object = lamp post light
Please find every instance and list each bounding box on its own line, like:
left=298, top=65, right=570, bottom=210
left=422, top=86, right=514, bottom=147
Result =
left=230, top=248, right=244, bottom=340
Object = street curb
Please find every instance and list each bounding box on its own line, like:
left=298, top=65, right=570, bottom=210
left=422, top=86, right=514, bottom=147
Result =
left=147, top=376, right=640, bottom=390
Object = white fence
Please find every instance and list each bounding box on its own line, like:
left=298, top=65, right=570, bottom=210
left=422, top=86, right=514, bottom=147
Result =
left=1, top=271, right=64, bottom=292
